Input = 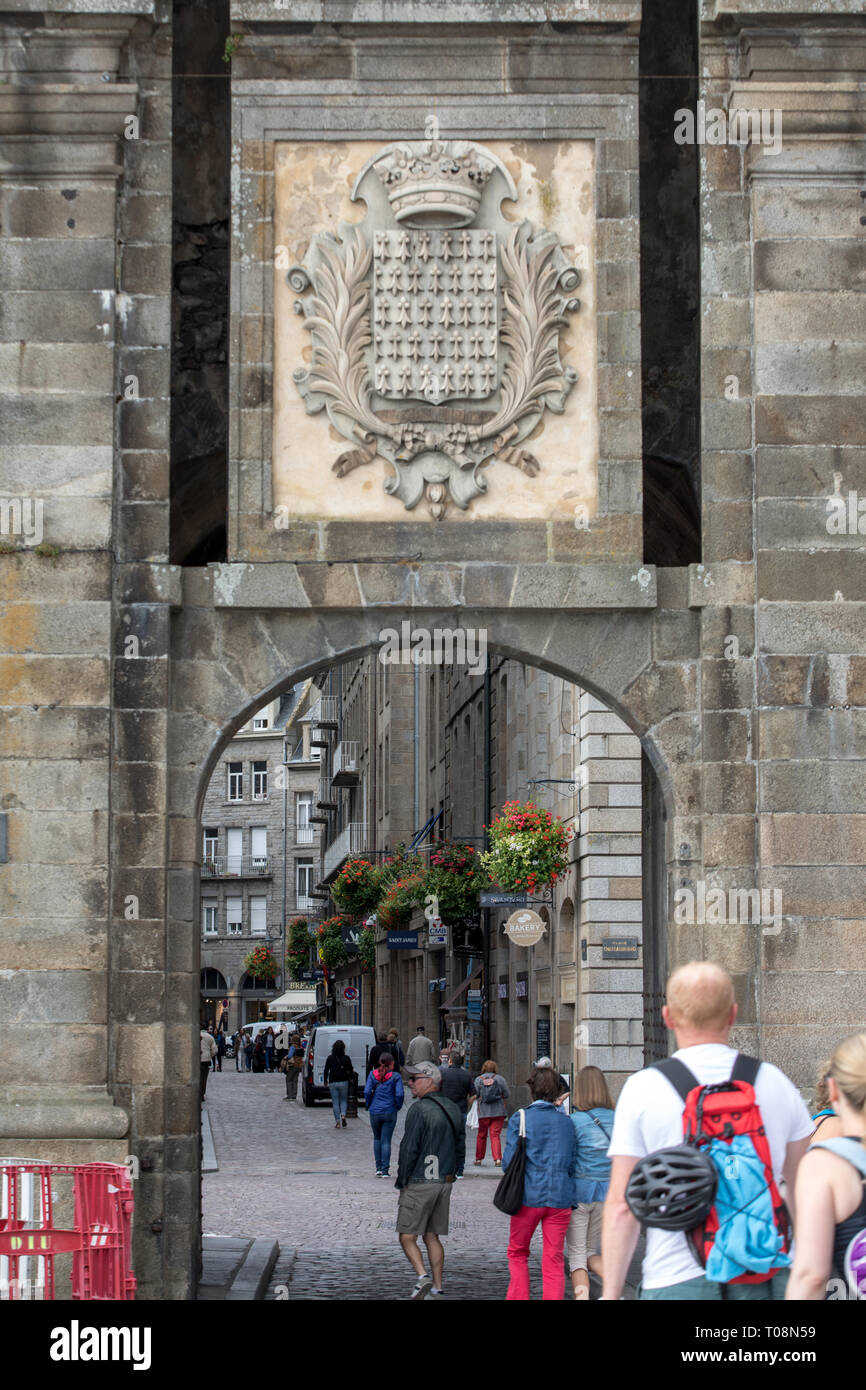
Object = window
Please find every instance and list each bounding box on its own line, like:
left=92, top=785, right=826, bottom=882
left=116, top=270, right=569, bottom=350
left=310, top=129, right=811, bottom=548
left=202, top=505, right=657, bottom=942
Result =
left=203, top=828, right=218, bottom=865
left=203, top=902, right=218, bottom=936
left=384, top=732, right=390, bottom=815
left=252, top=760, right=268, bottom=800
left=226, top=896, right=243, bottom=936
left=252, top=715, right=269, bottom=729
left=296, top=793, right=314, bottom=843
left=296, top=859, right=314, bottom=910
left=249, top=896, right=267, bottom=937
left=251, top=825, right=268, bottom=869
left=227, top=762, right=243, bottom=801
left=226, top=828, right=242, bottom=875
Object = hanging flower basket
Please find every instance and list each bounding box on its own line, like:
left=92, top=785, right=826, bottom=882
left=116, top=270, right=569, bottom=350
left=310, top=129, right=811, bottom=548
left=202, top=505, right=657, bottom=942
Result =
left=377, top=869, right=427, bottom=931
left=317, top=914, right=351, bottom=971
left=331, top=857, right=385, bottom=917
left=425, top=842, right=490, bottom=923
left=480, top=800, right=572, bottom=895
left=243, top=944, right=279, bottom=982
left=356, top=924, right=376, bottom=973
left=285, top=916, right=311, bottom=978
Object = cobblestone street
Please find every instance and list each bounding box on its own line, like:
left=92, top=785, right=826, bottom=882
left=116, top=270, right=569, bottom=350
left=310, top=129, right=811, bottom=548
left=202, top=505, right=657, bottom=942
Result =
left=202, top=1068, right=601, bottom=1300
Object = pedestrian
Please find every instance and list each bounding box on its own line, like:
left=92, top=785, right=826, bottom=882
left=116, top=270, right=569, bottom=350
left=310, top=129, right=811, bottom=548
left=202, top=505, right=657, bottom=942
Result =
left=243, top=1031, right=253, bottom=1072
left=200, top=1026, right=217, bottom=1101
left=367, top=1032, right=390, bottom=1074
left=567, top=1065, right=615, bottom=1300
left=404, top=1025, right=436, bottom=1071
left=364, top=1050, right=405, bottom=1177
left=438, top=1052, right=476, bottom=1178
left=274, top=1022, right=289, bottom=1068
left=602, top=960, right=813, bottom=1301
left=387, top=1028, right=405, bottom=1069
left=474, top=1059, right=510, bottom=1166
left=252, top=1037, right=266, bottom=1073
left=281, top=1031, right=304, bottom=1102
left=787, top=1032, right=866, bottom=1300
left=535, top=1056, right=570, bottom=1107
left=264, top=1025, right=276, bottom=1073
left=395, top=1061, right=465, bottom=1299
left=323, top=1038, right=354, bottom=1128
left=502, top=1065, right=578, bottom=1301
left=233, top=1028, right=245, bottom=1072
left=215, top=1029, right=226, bottom=1072
left=810, top=1059, right=845, bottom=1143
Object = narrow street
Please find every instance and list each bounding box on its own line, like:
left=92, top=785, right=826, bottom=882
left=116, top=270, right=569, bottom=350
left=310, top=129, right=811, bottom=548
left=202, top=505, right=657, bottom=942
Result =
left=202, top=1068, right=595, bottom=1300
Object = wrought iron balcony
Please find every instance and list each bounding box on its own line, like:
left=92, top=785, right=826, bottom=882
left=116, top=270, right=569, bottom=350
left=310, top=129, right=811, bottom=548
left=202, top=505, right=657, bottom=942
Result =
left=316, top=777, right=339, bottom=811
left=331, top=739, right=360, bottom=786
left=313, top=696, right=338, bottom=731
left=323, top=822, right=368, bottom=880
left=201, top=856, right=272, bottom=878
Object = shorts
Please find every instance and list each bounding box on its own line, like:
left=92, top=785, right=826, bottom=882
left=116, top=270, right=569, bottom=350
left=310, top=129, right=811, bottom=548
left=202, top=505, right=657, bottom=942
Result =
left=566, top=1201, right=603, bottom=1272
left=396, top=1182, right=452, bottom=1236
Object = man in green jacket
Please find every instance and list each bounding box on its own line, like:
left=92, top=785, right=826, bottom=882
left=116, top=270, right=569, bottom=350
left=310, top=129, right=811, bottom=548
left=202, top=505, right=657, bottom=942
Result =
left=395, top=1061, right=466, bottom=1299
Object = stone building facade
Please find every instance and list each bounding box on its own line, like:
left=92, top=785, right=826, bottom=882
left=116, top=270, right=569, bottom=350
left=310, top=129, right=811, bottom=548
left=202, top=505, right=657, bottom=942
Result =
left=1, top=0, right=864, bottom=1298
left=198, top=683, right=322, bottom=1028
left=322, top=656, right=644, bottom=1098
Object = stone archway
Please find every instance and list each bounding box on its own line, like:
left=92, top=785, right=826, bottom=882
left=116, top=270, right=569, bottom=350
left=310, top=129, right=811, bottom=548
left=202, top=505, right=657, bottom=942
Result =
left=109, top=589, right=698, bottom=1298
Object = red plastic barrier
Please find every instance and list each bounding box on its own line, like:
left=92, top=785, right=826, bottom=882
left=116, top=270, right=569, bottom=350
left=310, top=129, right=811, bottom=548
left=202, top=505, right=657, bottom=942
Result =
left=0, top=1160, right=136, bottom=1301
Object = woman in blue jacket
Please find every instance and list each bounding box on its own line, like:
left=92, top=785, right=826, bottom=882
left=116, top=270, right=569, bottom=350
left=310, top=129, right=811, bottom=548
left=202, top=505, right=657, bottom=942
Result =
left=567, top=1065, right=615, bottom=1300
left=364, top=1051, right=405, bottom=1177
left=502, top=1066, right=578, bottom=1300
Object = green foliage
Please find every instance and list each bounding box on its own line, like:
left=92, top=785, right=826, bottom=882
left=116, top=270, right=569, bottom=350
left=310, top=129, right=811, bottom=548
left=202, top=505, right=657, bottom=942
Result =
left=356, top=925, right=376, bottom=973
left=331, top=857, right=384, bottom=917
left=317, top=915, right=350, bottom=971
left=222, top=34, right=242, bottom=63
left=480, top=800, right=572, bottom=893
left=286, top=916, right=310, bottom=977
left=425, top=842, right=490, bottom=922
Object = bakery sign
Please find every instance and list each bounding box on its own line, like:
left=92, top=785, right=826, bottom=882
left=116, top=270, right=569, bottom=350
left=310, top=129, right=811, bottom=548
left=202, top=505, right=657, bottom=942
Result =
left=504, top=909, right=546, bottom=948
left=289, top=136, right=580, bottom=520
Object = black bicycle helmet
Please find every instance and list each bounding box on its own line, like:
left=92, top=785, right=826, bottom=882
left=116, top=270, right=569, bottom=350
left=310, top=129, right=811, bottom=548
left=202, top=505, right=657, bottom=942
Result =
left=625, top=1144, right=718, bottom=1232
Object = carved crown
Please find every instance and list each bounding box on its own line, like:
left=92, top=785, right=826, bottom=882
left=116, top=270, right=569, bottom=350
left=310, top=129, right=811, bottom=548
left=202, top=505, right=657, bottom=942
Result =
left=368, top=138, right=496, bottom=229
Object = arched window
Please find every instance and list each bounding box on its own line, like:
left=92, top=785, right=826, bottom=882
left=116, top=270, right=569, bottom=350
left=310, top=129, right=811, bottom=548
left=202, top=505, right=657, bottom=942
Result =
left=200, top=967, right=227, bottom=993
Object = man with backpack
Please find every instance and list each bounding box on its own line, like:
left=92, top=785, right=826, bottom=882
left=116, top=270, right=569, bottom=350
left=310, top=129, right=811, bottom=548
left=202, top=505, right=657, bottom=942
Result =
left=601, top=960, right=813, bottom=1300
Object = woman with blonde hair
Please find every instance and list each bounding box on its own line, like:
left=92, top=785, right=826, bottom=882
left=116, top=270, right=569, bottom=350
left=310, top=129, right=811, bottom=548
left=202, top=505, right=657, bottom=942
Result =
left=809, top=1060, right=845, bottom=1143
left=567, top=1065, right=615, bottom=1300
left=787, top=1032, right=866, bottom=1300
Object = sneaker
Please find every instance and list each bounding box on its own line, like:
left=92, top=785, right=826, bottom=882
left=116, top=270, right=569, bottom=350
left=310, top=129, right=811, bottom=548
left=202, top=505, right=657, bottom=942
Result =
left=375, top=1170, right=383, bottom=1178
left=342, top=1117, right=347, bottom=1127
left=409, top=1275, right=432, bottom=1301
left=428, top=1288, right=444, bottom=1298
left=455, top=1173, right=464, bottom=1180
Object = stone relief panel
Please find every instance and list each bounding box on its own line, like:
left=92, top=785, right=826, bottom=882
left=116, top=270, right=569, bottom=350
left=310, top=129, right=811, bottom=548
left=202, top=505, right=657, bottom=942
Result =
left=273, top=139, right=597, bottom=523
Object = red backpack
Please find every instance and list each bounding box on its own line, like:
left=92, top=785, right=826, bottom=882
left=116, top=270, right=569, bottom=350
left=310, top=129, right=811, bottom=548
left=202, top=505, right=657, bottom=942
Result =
left=653, top=1054, right=791, bottom=1283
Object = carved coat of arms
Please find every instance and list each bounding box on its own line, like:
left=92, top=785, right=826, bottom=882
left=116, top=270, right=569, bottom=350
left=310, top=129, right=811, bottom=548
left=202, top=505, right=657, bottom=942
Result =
left=290, top=138, right=580, bottom=519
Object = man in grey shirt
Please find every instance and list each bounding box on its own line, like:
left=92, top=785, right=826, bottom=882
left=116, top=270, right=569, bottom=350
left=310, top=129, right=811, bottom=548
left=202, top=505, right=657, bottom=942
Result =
left=405, top=1026, right=436, bottom=1070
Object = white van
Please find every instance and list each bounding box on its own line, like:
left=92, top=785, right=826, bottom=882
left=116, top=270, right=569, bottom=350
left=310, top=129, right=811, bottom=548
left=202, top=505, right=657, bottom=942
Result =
left=302, top=1024, right=376, bottom=1107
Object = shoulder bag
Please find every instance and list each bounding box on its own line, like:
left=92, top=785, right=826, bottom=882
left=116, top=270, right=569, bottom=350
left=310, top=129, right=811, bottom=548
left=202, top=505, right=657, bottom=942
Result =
left=493, top=1109, right=527, bottom=1216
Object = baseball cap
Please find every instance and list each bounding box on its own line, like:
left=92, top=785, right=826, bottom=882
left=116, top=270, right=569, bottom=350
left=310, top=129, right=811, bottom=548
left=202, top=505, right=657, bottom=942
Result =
left=405, top=1061, right=442, bottom=1084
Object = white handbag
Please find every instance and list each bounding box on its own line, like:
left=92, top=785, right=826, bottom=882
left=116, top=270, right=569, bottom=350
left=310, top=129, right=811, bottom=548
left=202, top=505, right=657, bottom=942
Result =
left=466, top=1099, right=479, bottom=1130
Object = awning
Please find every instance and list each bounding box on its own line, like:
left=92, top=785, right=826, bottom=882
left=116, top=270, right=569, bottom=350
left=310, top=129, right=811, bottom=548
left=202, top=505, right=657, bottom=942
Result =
left=269, top=989, right=318, bottom=1013
left=440, top=965, right=482, bottom=1010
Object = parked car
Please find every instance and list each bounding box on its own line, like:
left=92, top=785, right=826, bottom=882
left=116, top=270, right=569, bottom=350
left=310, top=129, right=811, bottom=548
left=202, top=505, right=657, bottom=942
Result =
left=302, top=1025, right=376, bottom=1107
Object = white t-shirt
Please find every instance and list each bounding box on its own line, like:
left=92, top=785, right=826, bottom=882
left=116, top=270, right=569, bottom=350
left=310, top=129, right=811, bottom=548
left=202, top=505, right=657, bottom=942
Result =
left=608, top=1044, right=813, bottom=1290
